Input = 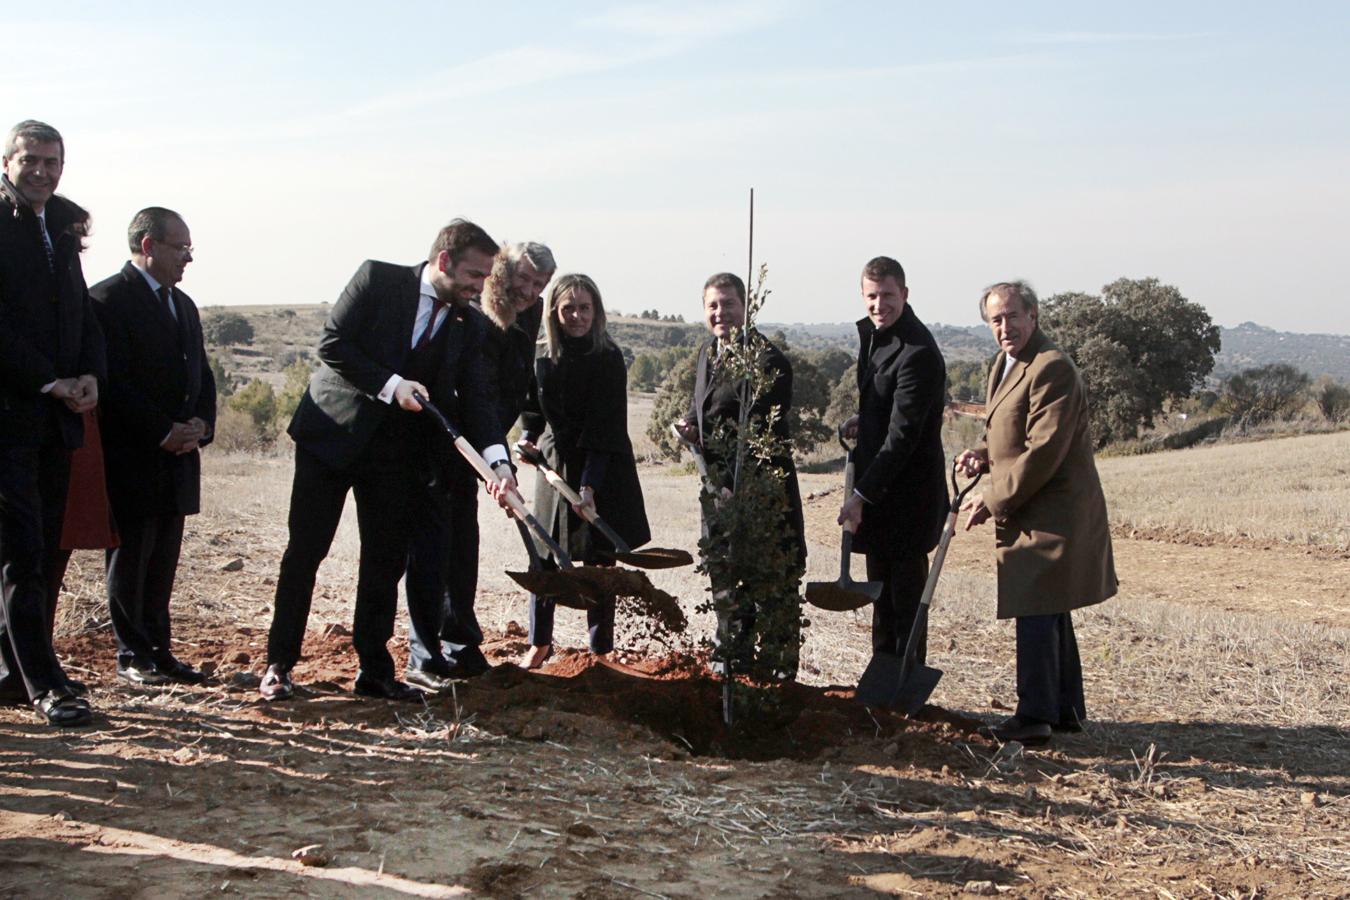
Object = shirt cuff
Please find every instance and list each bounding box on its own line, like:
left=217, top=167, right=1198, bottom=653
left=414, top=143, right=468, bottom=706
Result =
left=482, top=444, right=508, bottom=468
left=378, top=374, right=402, bottom=404
left=853, top=487, right=871, bottom=504
left=40, top=381, right=56, bottom=394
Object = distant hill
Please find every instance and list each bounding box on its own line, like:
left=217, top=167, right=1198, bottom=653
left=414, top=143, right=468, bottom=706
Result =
left=200, top=305, right=1350, bottom=387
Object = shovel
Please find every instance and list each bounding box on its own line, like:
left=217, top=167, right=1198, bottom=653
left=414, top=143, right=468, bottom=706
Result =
left=413, top=392, right=598, bottom=609
left=804, top=431, right=884, bottom=612
left=856, top=458, right=983, bottom=714
left=514, top=442, right=693, bottom=570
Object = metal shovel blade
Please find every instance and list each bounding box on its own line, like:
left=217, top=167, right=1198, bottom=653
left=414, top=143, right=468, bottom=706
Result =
left=856, top=651, right=943, bottom=713
left=804, top=579, right=883, bottom=611
left=607, top=547, right=694, bottom=569
left=505, top=570, right=600, bottom=609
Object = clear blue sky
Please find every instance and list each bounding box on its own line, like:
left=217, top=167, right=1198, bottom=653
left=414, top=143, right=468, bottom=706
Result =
left=7, top=2, right=1348, bottom=332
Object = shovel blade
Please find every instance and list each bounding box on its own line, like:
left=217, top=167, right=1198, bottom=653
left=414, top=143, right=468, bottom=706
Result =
left=505, top=571, right=599, bottom=609
left=608, top=547, right=694, bottom=570
left=855, top=651, right=942, bottom=715
left=804, top=579, right=883, bottom=611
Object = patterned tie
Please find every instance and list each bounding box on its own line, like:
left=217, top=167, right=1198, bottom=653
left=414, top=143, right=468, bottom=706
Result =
left=413, top=299, right=449, bottom=351
left=39, top=219, right=56, bottom=273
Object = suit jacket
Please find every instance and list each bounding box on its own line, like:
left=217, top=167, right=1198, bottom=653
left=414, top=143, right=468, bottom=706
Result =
left=90, top=262, right=216, bottom=518
left=851, top=305, right=948, bottom=558
left=981, top=329, right=1117, bottom=618
left=686, top=332, right=806, bottom=566
left=0, top=180, right=106, bottom=449
left=287, top=260, right=501, bottom=472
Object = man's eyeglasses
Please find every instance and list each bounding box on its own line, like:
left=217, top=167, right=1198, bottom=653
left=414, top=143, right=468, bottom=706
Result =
left=155, top=239, right=193, bottom=255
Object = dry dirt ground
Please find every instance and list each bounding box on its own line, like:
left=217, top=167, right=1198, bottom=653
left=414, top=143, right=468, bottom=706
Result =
left=2, top=450, right=1348, bottom=898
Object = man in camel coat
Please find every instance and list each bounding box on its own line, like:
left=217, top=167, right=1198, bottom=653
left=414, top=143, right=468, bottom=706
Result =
left=959, top=280, right=1117, bottom=746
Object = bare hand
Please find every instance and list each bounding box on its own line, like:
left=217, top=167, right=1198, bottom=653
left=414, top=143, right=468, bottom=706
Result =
left=570, top=485, right=597, bottom=520
left=673, top=419, right=698, bottom=444
left=394, top=379, right=429, bottom=412
left=837, top=493, right=864, bottom=533
left=70, top=374, right=99, bottom=413
left=841, top=415, right=859, bottom=441
left=49, top=377, right=96, bottom=413
left=956, top=449, right=988, bottom=478
left=487, top=469, right=520, bottom=512
left=962, top=493, right=992, bottom=531
left=162, top=420, right=205, bottom=454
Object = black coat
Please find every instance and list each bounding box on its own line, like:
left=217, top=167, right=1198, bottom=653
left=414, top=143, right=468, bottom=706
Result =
left=287, top=261, right=502, bottom=472
left=481, top=298, right=543, bottom=437
left=90, top=262, right=216, bottom=518
left=851, top=306, right=948, bottom=557
left=0, top=179, right=106, bottom=449
left=687, top=333, right=806, bottom=566
left=521, top=337, right=650, bottom=561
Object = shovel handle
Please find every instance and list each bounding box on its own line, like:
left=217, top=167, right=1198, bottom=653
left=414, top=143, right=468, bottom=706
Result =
left=515, top=444, right=632, bottom=553
left=417, top=392, right=571, bottom=567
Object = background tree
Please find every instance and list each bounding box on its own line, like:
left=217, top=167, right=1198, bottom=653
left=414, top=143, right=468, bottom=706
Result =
left=227, top=378, right=277, bottom=432
left=202, top=310, right=255, bottom=346
left=629, top=354, right=660, bottom=392
left=1040, top=278, right=1220, bottom=446
left=273, top=359, right=316, bottom=427
left=1310, top=375, right=1350, bottom=423
left=645, top=353, right=700, bottom=459
left=945, top=359, right=989, bottom=403
left=1220, top=363, right=1311, bottom=423
left=208, top=354, right=235, bottom=398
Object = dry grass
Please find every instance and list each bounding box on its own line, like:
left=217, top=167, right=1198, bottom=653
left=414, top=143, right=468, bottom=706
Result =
left=1097, top=429, right=1350, bottom=551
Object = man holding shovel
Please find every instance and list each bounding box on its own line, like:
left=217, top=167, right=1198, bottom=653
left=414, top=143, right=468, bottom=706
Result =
left=837, top=257, right=948, bottom=666
left=958, top=280, right=1117, bottom=745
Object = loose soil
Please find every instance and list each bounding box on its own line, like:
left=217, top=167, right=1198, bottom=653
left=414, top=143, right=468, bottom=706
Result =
left=2, top=465, right=1347, bottom=897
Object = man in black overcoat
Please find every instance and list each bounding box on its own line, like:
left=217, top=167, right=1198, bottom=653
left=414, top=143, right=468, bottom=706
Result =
left=404, top=241, right=555, bottom=689
left=837, top=256, right=948, bottom=662
left=91, top=207, right=216, bottom=686
left=0, top=120, right=105, bottom=726
left=261, top=219, right=513, bottom=702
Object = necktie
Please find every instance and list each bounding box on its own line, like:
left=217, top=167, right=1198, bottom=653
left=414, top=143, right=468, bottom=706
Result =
left=158, top=285, right=177, bottom=322
left=413, top=299, right=449, bottom=351
left=39, top=220, right=56, bottom=273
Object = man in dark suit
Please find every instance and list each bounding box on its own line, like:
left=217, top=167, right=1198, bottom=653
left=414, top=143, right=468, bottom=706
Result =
left=0, top=120, right=105, bottom=727
left=261, top=219, right=513, bottom=702
left=404, top=241, right=555, bottom=690
left=837, top=256, right=948, bottom=663
left=90, top=207, right=216, bottom=686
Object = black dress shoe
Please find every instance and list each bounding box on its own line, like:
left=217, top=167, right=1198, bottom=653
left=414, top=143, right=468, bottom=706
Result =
left=1053, top=716, right=1085, bottom=734
left=446, top=646, right=492, bottom=677
left=259, top=664, right=294, bottom=701
left=404, top=667, right=462, bottom=692
left=34, top=690, right=92, bottom=727
left=353, top=672, right=425, bottom=702
left=63, top=678, right=89, bottom=697
left=982, top=715, right=1053, bottom=746
left=117, top=662, right=170, bottom=686
left=156, top=658, right=207, bottom=685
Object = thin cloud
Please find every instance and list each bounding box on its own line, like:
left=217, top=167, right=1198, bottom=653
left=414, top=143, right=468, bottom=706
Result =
left=584, top=0, right=794, bottom=39
left=1013, top=30, right=1210, bottom=44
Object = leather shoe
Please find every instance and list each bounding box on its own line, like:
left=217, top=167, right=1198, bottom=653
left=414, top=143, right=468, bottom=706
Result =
left=982, top=715, right=1052, bottom=746
left=156, top=657, right=207, bottom=685
left=63, top=678, right=89, bottom=696
left=35, top=690, right=92, bottom=727
left=259, top=664, right=294, bottom=701
left=117, top=662, right=170, bottom=686
left=446, top=646, right=491, bottom=677
left=404, top=667, right=462, bottom=692
left=353, top=672, right=425, bottom=702
left=1054, top=716, right=1085, bottom=734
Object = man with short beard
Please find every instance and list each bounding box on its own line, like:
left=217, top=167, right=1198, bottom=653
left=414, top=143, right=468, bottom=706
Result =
left=261, top=219, right=516, bottom=702
left=0, top=120, right=105, bottom=727
left=404, top=242, right=555, bottom=689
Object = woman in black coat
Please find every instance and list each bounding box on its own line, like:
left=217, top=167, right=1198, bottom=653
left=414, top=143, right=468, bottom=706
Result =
left=676, top=272, right=805, bottom=678
left=517, top=274, right=650, bottom=667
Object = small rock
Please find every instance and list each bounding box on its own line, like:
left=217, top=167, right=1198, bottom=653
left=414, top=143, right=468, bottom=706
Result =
left=199, top=660, right=218, bottom=676
left=964, top=880, right=999, bottom=895
left=882, top=742, right=899, bottom=756
left=989, top=698, right=1011, bottom=711
left=1301, top=791, right=1322, bottom=808
left=172, top=747, right=194, bottom=763
left=292, top=844, right=329, bottom=867
left=565, top=822, right=598, bottom=839
left=53, top=811, right=69, bottom=822
left=231, top=651, right=251, bottom=665
left=322, top=623, right=351, bottom=638
left=231, top=671, right=261, bottom=688
left=221, top=558, right=245, bottom=572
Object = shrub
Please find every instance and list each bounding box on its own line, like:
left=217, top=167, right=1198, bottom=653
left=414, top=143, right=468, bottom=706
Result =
left=202, top=311, right=255, bottom=346
left=1310, top=376, right=1350, bottom=423
left=228, top=378, right=277, bottom=435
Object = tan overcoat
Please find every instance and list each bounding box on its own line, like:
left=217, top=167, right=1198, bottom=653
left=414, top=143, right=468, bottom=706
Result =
left=980, top=329, right=1118, bottom=618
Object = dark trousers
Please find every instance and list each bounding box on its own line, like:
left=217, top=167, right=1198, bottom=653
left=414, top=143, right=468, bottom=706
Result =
left=528, top=558, right=615, bottom=654
left=865, top=549, right=929, bottom=661
left=268, top=442, right=416, bottom=681
left=106, top=512, right=185, bottom=668
left=405, top=474, right=481, bottom=671
left=0, top=441, right=72, bottom=700
left=1014, top=612, right=1086, bottom=727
